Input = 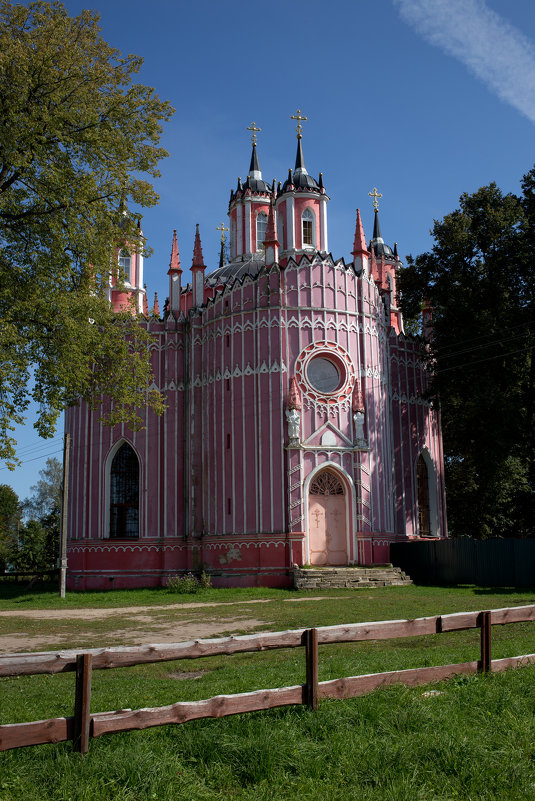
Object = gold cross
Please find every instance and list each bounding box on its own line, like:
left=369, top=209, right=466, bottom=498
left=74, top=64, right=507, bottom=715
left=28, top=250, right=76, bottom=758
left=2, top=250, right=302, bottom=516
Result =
left=246, top=121, right=262, bottom=145
left=368, top=187, right=382, bottom=212
left=290, top=108, right=308, bottom=139
left=216, top=222, right=229, bottom=243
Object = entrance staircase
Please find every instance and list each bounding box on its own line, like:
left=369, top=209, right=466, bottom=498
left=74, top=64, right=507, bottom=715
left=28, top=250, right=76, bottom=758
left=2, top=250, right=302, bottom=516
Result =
left=293, top=564, right=412, bottom=590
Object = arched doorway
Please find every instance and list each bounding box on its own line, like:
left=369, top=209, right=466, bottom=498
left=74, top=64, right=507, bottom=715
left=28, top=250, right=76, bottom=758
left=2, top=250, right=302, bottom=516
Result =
left=308, top=469, right=348, bottom=565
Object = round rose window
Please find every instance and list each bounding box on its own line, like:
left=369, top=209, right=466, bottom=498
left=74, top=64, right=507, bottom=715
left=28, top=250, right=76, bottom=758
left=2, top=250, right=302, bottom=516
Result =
left=306, top=357, right=341, bottom=394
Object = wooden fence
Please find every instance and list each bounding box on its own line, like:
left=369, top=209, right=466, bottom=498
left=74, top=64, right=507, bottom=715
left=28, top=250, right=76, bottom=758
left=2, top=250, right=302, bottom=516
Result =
left=2, top=604, right=535, bottom=755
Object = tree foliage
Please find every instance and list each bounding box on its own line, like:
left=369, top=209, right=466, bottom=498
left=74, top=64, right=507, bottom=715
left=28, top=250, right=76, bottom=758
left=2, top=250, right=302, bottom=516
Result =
left=0, top=483, right=21, bottom=568
left=398, top=169, right=535, bottom=538
left=0, top=1, right=173, bottom=464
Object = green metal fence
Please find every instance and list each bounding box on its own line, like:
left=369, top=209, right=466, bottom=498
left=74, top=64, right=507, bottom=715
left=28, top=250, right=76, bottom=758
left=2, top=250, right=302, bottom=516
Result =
left=391, top=538, right=535, bottom=587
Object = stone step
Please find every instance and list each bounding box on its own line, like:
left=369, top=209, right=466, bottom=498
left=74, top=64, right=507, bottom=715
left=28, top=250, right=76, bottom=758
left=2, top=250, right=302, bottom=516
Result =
left=293, top=565, right=412, bottom=590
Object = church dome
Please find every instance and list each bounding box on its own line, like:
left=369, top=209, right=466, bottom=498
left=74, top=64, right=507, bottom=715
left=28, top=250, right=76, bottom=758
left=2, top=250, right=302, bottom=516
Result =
left=206, top=254, right=264, bottom=286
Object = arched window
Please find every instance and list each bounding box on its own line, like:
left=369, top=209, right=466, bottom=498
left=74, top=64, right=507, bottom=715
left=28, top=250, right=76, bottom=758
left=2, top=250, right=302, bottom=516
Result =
left=310, top=470, right=345, bottom=496
left=256, top=212, right=268, bottom=249
left=118, top=249, right=132, bottom=283
left=110, top=443, right=139, bottom=539
left=302, top=208, right=314, bottom=247
left=417, top=454, right=431, bottom=537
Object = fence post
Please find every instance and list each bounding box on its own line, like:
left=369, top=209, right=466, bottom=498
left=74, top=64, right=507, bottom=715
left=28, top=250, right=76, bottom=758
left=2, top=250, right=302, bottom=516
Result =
left=478, top=611, right=492, bottom=673
left=73, top=653, right=93, bottom=754
left=304, top=628, right=319, bottom=710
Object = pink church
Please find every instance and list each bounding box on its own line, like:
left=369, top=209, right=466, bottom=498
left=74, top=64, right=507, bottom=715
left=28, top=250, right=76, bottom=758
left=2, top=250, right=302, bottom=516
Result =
left=65, top=122, right=447, bottom=590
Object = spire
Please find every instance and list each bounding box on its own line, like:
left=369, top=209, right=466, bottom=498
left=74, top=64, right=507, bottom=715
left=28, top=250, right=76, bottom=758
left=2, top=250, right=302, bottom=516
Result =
left=373, top=208, right=383, bottom=242
left=264, top=198, right=279, bottom=268
left=394, top=242, right=399, bottom=260
left=168, top=229, right=181, bottom=274
left=168, top=230, right=182, bottom=313
left=294, top=137, right=306, bottom=174
left=152, top=291, right=160, bottom=317
left=287, top=376, right=302, bottom=411
left=352, top=209, right=368, bottom=256
left=352, top=209, right=369, bottom=276
left=191, top=224, right=205, bottom=307
left=192, top=223, right=205, bottom=268
left=249, top=142, right=261, bottom=178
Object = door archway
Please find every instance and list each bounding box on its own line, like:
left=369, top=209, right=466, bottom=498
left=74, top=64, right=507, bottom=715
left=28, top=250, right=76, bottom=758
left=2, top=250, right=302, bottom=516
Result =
left=308, top=469, right=348, bottom=565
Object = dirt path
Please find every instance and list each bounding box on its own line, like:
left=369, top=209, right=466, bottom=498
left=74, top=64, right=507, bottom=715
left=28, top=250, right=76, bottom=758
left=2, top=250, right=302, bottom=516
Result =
left=0, top=595, right=330, bottom=620
left=0, top=596, right=332, bottom=654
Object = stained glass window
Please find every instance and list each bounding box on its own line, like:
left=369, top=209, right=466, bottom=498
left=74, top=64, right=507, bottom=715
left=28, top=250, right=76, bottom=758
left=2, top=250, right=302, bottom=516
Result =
left=307, top=357, right=341, bottom=393
left=110, top=443, right=139, bottom=539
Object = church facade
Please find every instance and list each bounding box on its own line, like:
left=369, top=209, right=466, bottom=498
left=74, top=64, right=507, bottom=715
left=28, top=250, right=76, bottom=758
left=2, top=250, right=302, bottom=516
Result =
left=65, top=121, right=447, bottom=590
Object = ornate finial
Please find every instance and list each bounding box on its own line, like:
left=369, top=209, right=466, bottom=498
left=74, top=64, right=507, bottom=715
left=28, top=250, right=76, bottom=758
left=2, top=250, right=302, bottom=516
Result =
left=216, top=221, right=229, bottom=244
left=247, top=121, right=262, bottom=145
left=290, top=108, right=308, bottom=139
left=368, top=187, right=382, bottom=212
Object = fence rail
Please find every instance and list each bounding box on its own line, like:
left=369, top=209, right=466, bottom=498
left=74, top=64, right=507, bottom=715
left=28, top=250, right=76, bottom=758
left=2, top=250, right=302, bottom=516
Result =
left=1, top=604, right=535, bottom=754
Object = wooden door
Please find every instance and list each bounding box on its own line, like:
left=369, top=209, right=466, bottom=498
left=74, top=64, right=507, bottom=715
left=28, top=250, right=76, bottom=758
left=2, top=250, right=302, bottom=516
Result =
left=308, top=471, right=347, bottom=565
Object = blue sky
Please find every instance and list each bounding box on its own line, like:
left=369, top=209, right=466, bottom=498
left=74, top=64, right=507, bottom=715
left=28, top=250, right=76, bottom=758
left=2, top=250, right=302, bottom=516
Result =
left=2, top=0, right=535, bottom=501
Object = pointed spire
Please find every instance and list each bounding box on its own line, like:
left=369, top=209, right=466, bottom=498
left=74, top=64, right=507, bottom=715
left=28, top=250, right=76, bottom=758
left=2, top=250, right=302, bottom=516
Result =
left=373, top=208, right=382, bottom=242
left=266, top=199, right=276, bottom=241
left=352, top=209, right=368, bottom=256
left=287, top=376, right=302, bottom=411
left=295, top=137, right=306, bottom=173
left=219, top=239, right=225, bottom=269
left=352, top=379, right=365, bottom=413
left=143, top=285, right=149, bottom=317
left=249, top=142, right=261, bottom=177
left=152, top=291, right=160, bottom=317
left=394, top=242, right=399, bottom=260
left=264, top=198, right=279, bottom=268
left=168, top=229, right=181, bottom=274
left=191, top=224, right=205, bottom=308
left=192, top=223, right=205, bottom=268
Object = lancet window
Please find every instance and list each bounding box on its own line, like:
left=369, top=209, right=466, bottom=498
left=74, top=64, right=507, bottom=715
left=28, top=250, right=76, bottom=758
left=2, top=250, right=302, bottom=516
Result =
left=417, top=454, right=431, bottom=537
left=118, top=249, right=132, bottom=283
left=256, top=212, right=268, bottom=249
left=110, top=443, right=139, bottom=539
left=302, top=208, right=314, bottom=247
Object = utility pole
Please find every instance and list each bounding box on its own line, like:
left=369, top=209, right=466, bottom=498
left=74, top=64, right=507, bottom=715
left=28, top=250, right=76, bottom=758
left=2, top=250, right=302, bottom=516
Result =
left=59, top=432, right=71, bottom=598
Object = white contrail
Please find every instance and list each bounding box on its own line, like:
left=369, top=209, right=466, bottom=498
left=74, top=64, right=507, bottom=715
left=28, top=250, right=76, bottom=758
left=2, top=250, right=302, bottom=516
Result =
left=393, top=0, right=535, bottom=124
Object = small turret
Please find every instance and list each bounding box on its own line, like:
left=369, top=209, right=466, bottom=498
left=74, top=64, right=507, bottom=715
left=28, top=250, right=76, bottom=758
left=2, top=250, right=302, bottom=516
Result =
left=352, top=209, right=369, bottom=276
left=264, top=198, right=279, bottom=268
left=191, top=224, right=206, bottom=307
left=167, top=229, right=182, bottom=314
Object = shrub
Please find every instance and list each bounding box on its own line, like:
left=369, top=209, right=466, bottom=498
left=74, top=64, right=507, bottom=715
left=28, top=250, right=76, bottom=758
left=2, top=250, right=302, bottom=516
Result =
left=166, top=571, right=211, bottom=594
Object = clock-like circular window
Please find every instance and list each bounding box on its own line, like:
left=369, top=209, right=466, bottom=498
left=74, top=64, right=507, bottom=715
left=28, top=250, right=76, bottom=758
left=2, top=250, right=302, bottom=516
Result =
left=306, top=356, right=342, bottom=394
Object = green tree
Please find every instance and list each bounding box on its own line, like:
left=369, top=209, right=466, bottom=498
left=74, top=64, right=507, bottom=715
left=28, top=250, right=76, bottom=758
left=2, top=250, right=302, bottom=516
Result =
left=0, top=1, right=173, bottom=465
left=398, top=169, right=535, bottom=539
left=0, top=483, right=21, bottom=568
left=23, top=456, right=62, bottom=567
left=10, top=518, right=48, bottom=570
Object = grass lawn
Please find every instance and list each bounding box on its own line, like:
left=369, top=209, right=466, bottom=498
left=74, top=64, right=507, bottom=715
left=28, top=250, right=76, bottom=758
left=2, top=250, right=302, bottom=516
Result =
left=2, top=582, right=535, bottom=800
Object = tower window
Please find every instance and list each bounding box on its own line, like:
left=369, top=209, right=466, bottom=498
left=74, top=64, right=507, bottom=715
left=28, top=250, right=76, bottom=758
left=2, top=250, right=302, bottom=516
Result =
left=110, top=443, right=139, bottom=539
left=118, top=249, right=132, bottom=283
left=302, top=208, right=314, bottom=247
left=256, top=212, right=268, bottom=249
